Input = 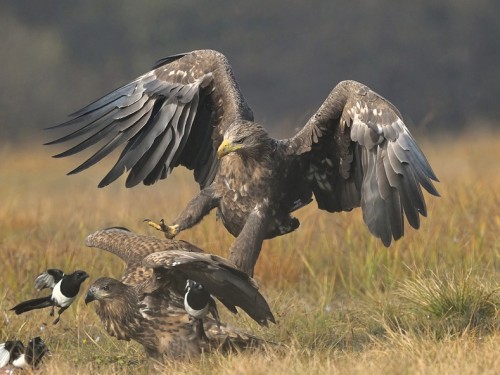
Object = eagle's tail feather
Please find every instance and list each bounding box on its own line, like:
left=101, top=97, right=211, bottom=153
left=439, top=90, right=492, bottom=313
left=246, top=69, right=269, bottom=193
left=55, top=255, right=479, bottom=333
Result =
left=204, top=320, right=270, bottom=353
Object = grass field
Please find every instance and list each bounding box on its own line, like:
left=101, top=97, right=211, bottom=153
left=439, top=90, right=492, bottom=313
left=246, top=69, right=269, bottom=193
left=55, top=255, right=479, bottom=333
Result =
left=0, top=130, right=499, bottom=374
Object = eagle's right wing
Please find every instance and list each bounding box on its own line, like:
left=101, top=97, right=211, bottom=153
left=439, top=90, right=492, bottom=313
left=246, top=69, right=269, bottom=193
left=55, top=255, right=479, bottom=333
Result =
left=47, top=50, right=253, bottom=189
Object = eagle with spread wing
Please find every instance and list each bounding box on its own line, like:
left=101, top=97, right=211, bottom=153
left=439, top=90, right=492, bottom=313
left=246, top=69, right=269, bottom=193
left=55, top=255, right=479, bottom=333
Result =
left=48, top=50, right=439, bottom=275
left=83, top=227, right=274, bottom=362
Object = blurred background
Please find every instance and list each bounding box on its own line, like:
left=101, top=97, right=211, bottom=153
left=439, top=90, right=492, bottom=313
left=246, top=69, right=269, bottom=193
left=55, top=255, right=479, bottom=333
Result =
left=1, top=0, right=499, bottom=144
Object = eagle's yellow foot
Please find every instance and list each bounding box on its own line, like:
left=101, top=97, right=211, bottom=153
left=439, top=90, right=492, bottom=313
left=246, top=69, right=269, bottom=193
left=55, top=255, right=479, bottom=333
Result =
left=144, top=219, right=180, bottom=239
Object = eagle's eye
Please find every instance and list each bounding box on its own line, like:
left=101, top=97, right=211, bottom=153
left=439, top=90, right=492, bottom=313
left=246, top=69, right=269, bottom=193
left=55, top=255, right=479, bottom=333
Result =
left=102, top=285, right=110, bottom=291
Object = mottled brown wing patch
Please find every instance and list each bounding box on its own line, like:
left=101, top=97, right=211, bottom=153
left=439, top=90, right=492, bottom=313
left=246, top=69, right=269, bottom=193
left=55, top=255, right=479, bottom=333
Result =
left=86, top=227, right=204, bottom=285
left=85, top=227, right=199, bottom=264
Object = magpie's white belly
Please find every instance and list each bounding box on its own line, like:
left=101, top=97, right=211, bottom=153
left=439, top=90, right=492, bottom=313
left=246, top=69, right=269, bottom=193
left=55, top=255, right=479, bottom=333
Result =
left=12, top=354, right=28, bottom=368
left=184, top=299, right=209, bottom=319
left=52, top=282, right=75, bottom=307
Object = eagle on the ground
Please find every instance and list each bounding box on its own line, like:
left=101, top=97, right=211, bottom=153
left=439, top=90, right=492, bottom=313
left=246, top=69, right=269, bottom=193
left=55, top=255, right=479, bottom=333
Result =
left=47, top=50, right=439, bottom=275
left=83, top=227, right=274, bottom=362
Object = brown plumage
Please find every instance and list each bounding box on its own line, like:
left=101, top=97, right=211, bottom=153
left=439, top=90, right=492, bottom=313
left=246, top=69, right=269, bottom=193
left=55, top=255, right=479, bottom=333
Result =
left=48, top=50, right=439, bottom=275
left=84, top=227, right=274, bottom=362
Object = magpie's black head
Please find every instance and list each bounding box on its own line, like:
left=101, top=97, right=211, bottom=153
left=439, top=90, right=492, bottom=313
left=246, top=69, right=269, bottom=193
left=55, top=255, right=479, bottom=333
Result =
left=184, top=280, right=205, bottom=294
left=25, top=337, right=50, bottom=368
left=85, top=277, right=126, bottom=304
left=4, top=339, right=24, bottom=358
left=62, top=270, right=89, bottom=292
left=69, top=270, right=90, bottom=282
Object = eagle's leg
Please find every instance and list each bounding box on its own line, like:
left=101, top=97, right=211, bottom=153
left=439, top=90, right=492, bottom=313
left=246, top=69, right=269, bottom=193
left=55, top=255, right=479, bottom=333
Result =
left=146, top=184, right=219, bottom=239
left=145, top=219, right=179, bottom=239
left=228, top=208, right=269, bottom=276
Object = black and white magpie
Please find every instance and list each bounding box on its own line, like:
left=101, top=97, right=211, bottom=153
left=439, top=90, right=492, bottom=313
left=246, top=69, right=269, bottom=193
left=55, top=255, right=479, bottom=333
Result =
left=184, top=280, right=220, bottom=339
left=11, top=270, right=89, bottom=324
left=0, top=337, right=50, bottom=369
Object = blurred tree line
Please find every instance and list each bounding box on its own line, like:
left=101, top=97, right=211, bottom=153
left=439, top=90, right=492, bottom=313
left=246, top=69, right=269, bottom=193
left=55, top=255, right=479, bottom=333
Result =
left=1, top=0, right=499, bottom=142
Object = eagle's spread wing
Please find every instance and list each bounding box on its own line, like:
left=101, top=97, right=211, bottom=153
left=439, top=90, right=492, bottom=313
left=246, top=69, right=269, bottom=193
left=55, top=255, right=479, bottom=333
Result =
left=143, top=250, right=276, bottom=326
left=47, top=50, right=253, bottom=189
left=287, top=80, right=439, bottom=246
left=85, top=227, right=203, bottom=285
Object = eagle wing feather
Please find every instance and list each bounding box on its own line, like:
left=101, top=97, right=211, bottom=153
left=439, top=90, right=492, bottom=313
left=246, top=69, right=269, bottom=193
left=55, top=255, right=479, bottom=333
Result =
left=85, top=227, right=203, bottom=284
left=47, top=50, right=253, bottom=189
left=143, top=250, right=275, bottom=326
left=287, top=80, right=439, bottom=246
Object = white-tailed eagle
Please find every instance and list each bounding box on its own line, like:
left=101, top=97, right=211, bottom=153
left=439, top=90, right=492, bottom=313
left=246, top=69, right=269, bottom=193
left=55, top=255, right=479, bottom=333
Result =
left=48, top=50, right=439, bottom=275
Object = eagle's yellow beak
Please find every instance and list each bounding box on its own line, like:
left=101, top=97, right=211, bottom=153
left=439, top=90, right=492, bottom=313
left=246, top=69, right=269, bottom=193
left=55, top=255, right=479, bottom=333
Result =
left=217, top=139, right=241, bottom=159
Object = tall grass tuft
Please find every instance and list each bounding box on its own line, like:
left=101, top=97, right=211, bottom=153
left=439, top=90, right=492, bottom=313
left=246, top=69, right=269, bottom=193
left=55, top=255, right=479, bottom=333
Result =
left=393, top=270, right=499, bottom=337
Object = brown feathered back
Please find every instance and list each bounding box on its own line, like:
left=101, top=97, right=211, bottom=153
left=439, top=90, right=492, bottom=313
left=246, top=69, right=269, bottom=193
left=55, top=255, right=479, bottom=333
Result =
left=84, top=227, right=274, bottom=362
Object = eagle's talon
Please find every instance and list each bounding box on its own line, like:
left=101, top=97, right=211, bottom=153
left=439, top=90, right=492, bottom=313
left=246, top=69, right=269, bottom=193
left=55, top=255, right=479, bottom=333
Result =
left=164, top=224, right=180, bottom=239
left=144, top=219, right=179, bottom=239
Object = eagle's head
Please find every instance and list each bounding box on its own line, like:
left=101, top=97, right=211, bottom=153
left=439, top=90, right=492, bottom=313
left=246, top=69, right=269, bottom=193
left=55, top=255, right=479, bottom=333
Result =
left=85, top=277, right=128, bottom=304
left=85, top=277, right=143, bottom=342
left=217, top=120, right=272, bottom=159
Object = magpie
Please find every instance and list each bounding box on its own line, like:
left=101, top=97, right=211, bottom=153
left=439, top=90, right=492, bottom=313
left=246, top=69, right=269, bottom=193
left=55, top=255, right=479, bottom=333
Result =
left=11, top=270, right=89, bottom=324
left=0, top=337, right=50, bottom=369
left=184, top=280, right=220, bottom=339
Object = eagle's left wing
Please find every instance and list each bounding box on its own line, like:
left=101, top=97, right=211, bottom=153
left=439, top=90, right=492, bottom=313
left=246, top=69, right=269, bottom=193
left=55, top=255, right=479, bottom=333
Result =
left=287, top=80, right=439, bottom=246
left=143, top=250, right=275, bottom=326
left=85, top=227, right=202, bottom=285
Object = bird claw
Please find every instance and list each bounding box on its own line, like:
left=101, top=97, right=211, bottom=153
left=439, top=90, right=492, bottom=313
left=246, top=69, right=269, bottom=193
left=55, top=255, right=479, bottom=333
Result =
left=143, top=219, right=179, bottom=239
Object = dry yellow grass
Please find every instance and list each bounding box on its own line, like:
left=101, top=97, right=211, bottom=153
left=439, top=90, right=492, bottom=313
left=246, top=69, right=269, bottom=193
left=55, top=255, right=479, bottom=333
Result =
left=0, top=129, right=499, bottom=374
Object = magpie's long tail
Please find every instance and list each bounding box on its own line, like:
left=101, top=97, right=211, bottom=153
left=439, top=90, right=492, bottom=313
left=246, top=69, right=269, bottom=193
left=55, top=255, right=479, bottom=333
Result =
left=11, top=296, right=53, bottom=315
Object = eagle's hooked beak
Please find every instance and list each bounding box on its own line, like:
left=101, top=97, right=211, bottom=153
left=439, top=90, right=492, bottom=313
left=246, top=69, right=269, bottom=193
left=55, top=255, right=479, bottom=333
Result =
left=217, top=139, right=242, bottom=159
left=84, top=287, right=97, bottom=305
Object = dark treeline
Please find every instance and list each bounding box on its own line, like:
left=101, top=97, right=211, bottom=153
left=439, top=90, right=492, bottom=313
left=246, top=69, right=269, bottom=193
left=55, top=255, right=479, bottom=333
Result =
left=2, top=0, right=499, bottom=142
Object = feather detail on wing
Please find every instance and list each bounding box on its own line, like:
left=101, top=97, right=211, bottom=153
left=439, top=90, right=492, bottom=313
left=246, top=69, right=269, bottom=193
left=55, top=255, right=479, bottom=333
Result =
left=85, top=227, right=203, bottom=284
left=287, top=80, right=439, bottom=246
left=34, top=269, right=64, bottom=291
left=143, top=250, right=275, bottom=326
left=46, top=50, right=253, bottom=189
